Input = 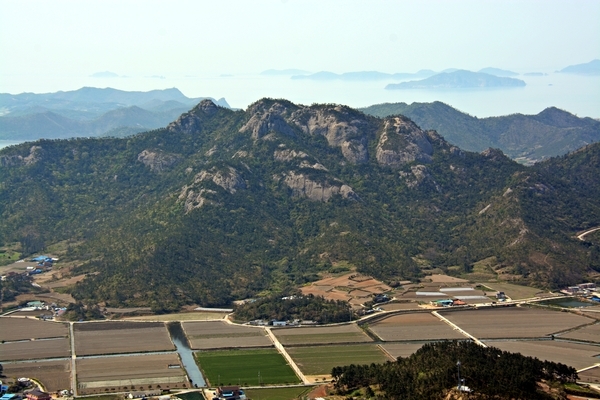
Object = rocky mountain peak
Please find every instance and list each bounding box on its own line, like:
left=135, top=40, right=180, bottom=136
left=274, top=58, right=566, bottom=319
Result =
left=376, top=116, right=434, bottom=168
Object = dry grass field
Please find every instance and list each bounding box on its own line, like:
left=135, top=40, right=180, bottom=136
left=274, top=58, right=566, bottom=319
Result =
left=0, top=338, right=70, bottom=361
left=380, top=302, right=420, bottom=311
left=486, top=340, right=600, bottom=370
left=287, top=344, right=390, bottom=376
left=2, top=359, right=71, bottom=392
left=74, top=321, right=174, bottom=356
left=380, top=343, right=425, bottom=359
left=441, top=307, right=593, bottom=339
left=480, top=282, right=548, bottom=299
left=76, top=353, right=187, bottom=395
left=272, top=324, right=372, bottom=345
left=369, top=313, right=466, bottom=341
left=182, top=321, right=271, bottom=349
left=560, top=322, right=600, bottom=343
left=0, top=317, right=68, bottom=341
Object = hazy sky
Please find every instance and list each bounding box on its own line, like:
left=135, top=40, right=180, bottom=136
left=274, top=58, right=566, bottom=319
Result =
left=1, top=0, right=599, bottom=114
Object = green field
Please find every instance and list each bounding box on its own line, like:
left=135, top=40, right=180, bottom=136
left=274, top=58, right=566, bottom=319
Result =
left=244, top=386, right=311, bottom=400
left=287, top=344, right=390, bottom=375
left=177, top=392, right=206, bottom=400
left=196, top=349, right=300, bottom=386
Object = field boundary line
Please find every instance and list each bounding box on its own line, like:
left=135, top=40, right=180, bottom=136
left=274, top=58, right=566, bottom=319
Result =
left=577, top=363, right=600, bottom=373
left=265, top=327, right=311, bottom=385
left=69, top=322, right=77, bottom=396
left=431, top=311, right=487, bottom=348
left=377, top=344, right=395, bottom=361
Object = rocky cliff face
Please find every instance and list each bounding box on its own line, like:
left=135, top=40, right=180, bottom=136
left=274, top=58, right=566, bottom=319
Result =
left=166, top=99, right=223, bottom=134
left=280, top=171, right=357, bottom=201
left=376, top=117, right=434, bottom=168
left=177, top=166, right=247, bottom=212
left=137, top=150, right=181, bottom=172
left=0, top=145, right=42, bottom=167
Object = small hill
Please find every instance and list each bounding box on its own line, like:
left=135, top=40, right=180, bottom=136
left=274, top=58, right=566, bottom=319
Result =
left=360, top=102, right=600, bottom=162
left=558, top=59, right=600, bottom=75
left=385, top=70, right=526, bottom=89
left=478, top=67, right=519, bottom=77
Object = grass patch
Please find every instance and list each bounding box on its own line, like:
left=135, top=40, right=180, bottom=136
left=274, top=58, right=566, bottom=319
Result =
left=287, top=344, right=389, bottom=375
left=177, top=392, right=206, bottom=400
left=481, top=282, right=544, bottom=299
left=196, top=349, right=299, bottom=386
left=243, top=386, right=311, bottom=400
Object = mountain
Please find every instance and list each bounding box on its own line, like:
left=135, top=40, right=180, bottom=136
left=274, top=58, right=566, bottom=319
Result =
left=1, top=98, right=599, bottom=311
left=0, top=87, right=230, bottom=140
left=478, top=67, right=519, bottom=77
left=558, top=59, right=600, bottom=75
left=359, top=101, right=600, bottom=163
left=290, top=70, right=436, bottom=81
left=385, top=70, right=526, bottom=89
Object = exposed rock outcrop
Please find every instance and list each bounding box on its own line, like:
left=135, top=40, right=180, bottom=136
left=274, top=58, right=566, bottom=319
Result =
left=0, top=145, right=42, bottom=167
left=282, top=171, right=357, bottom=201
left=194, top=167, right=246, bottom=194
left=400, top=165, right=441, bottom=191
left=240, top=101, right=297, bottom=139
left=167, top=99, right=221, bottom=134
left=137, top=150, right=181, bottom=172
left=376, top=117, right=433, bottom=168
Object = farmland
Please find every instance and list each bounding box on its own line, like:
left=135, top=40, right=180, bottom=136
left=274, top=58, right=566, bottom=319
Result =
left=196, top=349, right=299, bottom=386
left=560, top=322, right=600, bottom=343
left=380, top=342, right=426, bottom=359
left=243, top=386, right=311, bottom=400
left=183, top=321, right=271, bottom=349
left=272, top=324, right=371, bottom=345
left=486, top=340, right=600, bottom=370
left=286, top=344, right=390, bottom=376
left=76, top=353, right=187, bottom=395
left=0, top=337, right=70, bottom=361
left=2, top=360, right=71, bottom=392
left=0, top=317, right=68, bottom=341
left=74, top=321, right=174, bottom=355
left=300, top=272, right=392, bottom=306
left=369, top=313, right=465, bottom=341
left=481, top=282, right=549, bottom=299
left=579, top=367, right=600, bottom=384
left=441, top=307, right=593, bottom=338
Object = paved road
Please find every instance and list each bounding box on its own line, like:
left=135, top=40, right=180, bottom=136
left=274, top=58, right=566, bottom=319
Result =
left=69, top=322, right=77, bottom=397
left=432, top=311, right=488, bottom=348
left=265, top=327, right=311, bottom=385
left=577, top=226, right=600, bottom=241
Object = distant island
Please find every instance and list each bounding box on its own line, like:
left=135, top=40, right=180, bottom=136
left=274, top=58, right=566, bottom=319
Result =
left=385, top=70, right=526, bottom=89
left=558, top=59, right=600, bottom=75
left=290, top=70, right=436, bottom=81
left=478, top=67, right=519, bottom=77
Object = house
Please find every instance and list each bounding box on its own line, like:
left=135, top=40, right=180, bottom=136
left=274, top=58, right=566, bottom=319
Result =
left=431, top=299, right=454, bottom=307
left=271, top=320, right=287, bottom=326
left=25, top=389, right=51, bottom=400
left=496, top=291, right=506, bottom=300
left=127, top=390, right=161, bottom=399
left=216, top=386, right=246, bottom=400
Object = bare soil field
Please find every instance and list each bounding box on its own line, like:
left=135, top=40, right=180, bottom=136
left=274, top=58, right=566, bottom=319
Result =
left=560, top=322, right=600, bottom=343
left=369, top=313, right=465, bottom=341
left=579, top=366, right=600, bottom=384
left=300, top=273, right=392, bottom=305
left=380, top=302, right=421, bottom=311
left=441, top=307, right=593, bottom=339
left=272, top=324, right=371, bottom=345
left=76, top=353, right=187, bottom=395
left=2, top=359, right=71, bottom=392
left=125, top=312, right=228, bottom=321
left=74, top=321, right=174, bottom=355
left=486, top=340, right=600, bottom=370
left=380, top=342, right=425, bottom=358
left=182, top=321, right=271, bottom=349
left=0, top=317, right=68, bottom=341
left=0, top=337, right=70, bottom=361
left=427, top=274, right=469, bottom=284
left=9, top=310, right=54, bottom=317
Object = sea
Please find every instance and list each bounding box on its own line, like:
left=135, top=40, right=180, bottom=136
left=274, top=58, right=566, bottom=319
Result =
left=1, top=71, right=599, bottom=148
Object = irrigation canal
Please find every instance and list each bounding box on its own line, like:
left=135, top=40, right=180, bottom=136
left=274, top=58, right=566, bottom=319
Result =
left=167, top=322, right=207, bottom=387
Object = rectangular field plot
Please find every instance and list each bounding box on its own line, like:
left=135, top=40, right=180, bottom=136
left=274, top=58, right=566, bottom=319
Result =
left=196, top=349, right=299, bottom=386
left=74, top=321, right=174, bottom=356
left=287, top=344, right=390, bottom=376
left=244, top=386, right=311, bottom=400
left=480, top=282, right=546, bottom=299
left=579, top=366, right=600, bottom=384
left=183, top=321, right=271, bottom=349
left=0, top=317, right=68, bottom=341
left=441, top=307, right=593, bottom=339
left=76, top=353, right=187, bottom=395
left=380, top=343, right=426, bottom=359
left=485, top=340, right=600, bottom=370
left=560, top=322, right=600, bottom=343
left=0, top=337, right=70, bottom=361
left=2, top=359, right=71, bottom=392
left=272, top=324, right=371, bottom=345
left=369, top=313, right=465, bottom=341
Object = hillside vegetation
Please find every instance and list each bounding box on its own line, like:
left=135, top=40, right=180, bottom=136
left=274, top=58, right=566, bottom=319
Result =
left=0, top=98, right=599, bottom=310
left=360, top=101, right=600, bottom=163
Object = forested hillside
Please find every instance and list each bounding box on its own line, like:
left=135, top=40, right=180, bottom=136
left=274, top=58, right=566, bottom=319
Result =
left=0, top=98, right=598, bottom=310
left=360, top=101, right=600, bottom=163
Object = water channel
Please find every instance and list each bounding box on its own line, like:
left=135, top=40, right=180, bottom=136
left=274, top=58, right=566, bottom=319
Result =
left=167, top=322, right=206, bottom=387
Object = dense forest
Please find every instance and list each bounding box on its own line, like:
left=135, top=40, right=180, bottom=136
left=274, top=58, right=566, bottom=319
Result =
left=331, top=341, right=578, bottom=399
left=1, top=98, right=599, bottom=309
